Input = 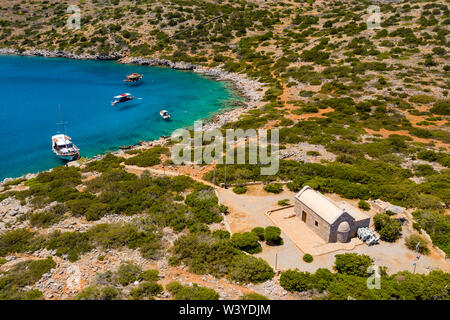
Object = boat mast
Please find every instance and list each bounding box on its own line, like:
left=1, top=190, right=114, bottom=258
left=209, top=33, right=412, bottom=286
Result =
left=57, top=104, right=69, bottom=146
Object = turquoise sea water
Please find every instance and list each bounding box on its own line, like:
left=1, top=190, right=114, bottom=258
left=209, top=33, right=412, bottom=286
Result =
left=0, top=55, right=239, bottom=180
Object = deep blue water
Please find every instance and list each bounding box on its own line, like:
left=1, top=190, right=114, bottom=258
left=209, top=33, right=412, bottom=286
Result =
left=0, top=55, right=238, bottom=180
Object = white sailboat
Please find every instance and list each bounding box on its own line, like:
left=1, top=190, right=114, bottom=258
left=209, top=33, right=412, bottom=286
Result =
left=51, top=106, right=80, bottom=161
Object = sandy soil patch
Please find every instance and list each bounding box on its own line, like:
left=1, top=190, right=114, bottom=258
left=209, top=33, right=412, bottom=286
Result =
left=217, top=185, right=296, bottom=233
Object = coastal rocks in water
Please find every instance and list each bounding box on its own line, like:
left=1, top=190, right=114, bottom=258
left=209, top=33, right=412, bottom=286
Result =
left=119, top=56, right=196, bottom=70
left=0, top=48, right=121, bottom=61
left=194, top=66, right=264, bottom=104
left=1, top=173, right=37, bottom=186
left=67, top=160, right=81, bottom=168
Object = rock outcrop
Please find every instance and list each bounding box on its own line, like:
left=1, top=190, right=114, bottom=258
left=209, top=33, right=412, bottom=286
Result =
left=0, top=197, right=32, bottom=232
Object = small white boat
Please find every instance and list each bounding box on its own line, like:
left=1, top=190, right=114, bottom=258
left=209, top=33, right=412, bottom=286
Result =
left=160, top=110, right=171, bottom=120
left=52, top=134, right=80, bottom=161
left=112, top=93, right=135, bottom=106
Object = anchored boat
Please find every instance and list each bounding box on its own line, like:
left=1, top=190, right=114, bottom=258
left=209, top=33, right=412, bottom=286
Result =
left=112, top=93, right=135, bottom=106
left=52, top=106, right=80, bottom=161
left=160, top=110, right=171, bottom=120
left=123, top=73, right=143, bottom=84
left=52, top=134, right=80, bottom=161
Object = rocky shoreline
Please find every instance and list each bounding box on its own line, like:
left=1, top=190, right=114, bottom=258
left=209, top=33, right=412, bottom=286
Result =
left=0, top=48, right=266, bottom=184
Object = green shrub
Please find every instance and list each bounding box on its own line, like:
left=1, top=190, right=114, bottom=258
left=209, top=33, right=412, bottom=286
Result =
left=277, top=199, right=290, bottom=206
left=334, top=253, right=374, bottom=277
left=409, top=94, right=435, bottom=104
left=233, top=185, right=247, bottom=194
left=83, top=153, right=123, bottom=173
left=74, top=285, right=121, bottom=300
left=129, top=281, right=162, bottom=300
left=228, top=255, right=274, bottom=284
left=358, top=200, right=370, bottom=211
left=17, top=166, right=81, bottom=205
left=29, top=206, right=64, bottom=227
left=280, top=270, right=313, bottom=292
left=405, top=234, right=430, bottom=255
left=47, top=220, right=161, bottom=263
left=240, top=293, right=269, bottom=300
left=140, top=269, right=159, bottom=282
left=416, top=150, right=439, bottom=162
left=212, top=230, right=231, bottom=240
left=414, top=164, right=436, bottom=176
left=303, top=254, right=314, bottom=263
left=166, top=281, right=219, bottom=300
left=100, top=286, right=121, bottom=300
left=373, top=213, right=402, bottom=242
left=412, top=210, right=450, bottom=256
left=307, top=151, right=320, bottom=156
left=385, top=210, right=395, bottom=216
left=170, top=233, right=238, bottom=277
left=263, top=183, right=283, bottom=194
left=66, top=197, right=110, bottom=221
left=0, top=257, right=55, bottom=299
left=0, top=229, right=43, bottom=256
left=301, top=48, right=330, bottom=64
left=430, top=100, right=449, bottom=115
left=46, top=231, right=92, bottom=262
left=251, top=227, right=265, bottom=241
left=115, top=262, right=143, bottom=286
left=264, top=226, right=283, bottom=245
left=124, top=146, right=168, bottom=167
left=231, top=232, right=262, bottom=254
left=24, top=289, right=44, bottom=300
left=184, top=189, right=223, bottom=224
left=312, top=268, right=335, bottom=293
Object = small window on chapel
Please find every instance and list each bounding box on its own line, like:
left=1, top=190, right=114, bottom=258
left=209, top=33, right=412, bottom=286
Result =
left=315, top=221, right=318, bottom=227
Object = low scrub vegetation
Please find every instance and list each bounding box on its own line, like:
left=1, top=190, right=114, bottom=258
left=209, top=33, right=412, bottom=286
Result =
left=405, top=234, right=430, bottom=255
left=263, top=183, right=283, bottom=194
left=75, top=262, right=161, bottom=300
left=169, top=231, right=274, bottom=284
left=166, top=281, right=219, bottom=300
left=0, top=257, right=55, bottom=300
left=373, top=213, right=402, bottom=242
left=124, top=146, right=169, bottom=167
left=280, top=254, right=449, bottom=300
left=412, top=210, right=450, bottom=256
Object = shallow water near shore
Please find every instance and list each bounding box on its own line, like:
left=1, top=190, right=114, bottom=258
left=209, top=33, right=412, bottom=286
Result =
left=0, top=55, right=239, bottom=180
